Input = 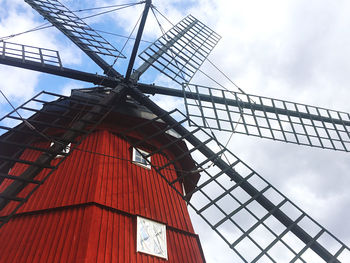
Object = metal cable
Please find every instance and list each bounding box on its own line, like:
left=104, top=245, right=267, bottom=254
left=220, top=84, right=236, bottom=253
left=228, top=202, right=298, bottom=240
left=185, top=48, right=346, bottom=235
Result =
left=70, top=1, right=145, bottom=13
left=149, top=6, right=237, bottom=166
left=0, top=2, right=142, bottom=42
left=94, top=29, right=152, bottom=43
left=151, top=6, right=252, bottom=98
left=150, top=6, right=188, bottom=82
left=0, top=89, right=54, bottom=143
left=150, top=5, right=252, bottom=156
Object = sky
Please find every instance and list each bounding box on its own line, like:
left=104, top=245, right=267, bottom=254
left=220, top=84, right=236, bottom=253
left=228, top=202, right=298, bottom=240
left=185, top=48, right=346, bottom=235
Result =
left=1, top=0, right=350, bottom=262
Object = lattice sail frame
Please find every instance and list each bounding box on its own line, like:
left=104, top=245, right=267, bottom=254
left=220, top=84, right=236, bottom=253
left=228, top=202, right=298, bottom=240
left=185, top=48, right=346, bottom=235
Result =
left=138, top=15, right=221, bottom=84
left=0, top=41, right=62, bottom=68
left=121, top=109, right=350, bottom=263
left=25, top=0, right=124, bottom=58
left=183, top=83, right=350, bottom=152
left=25, top=0, right=125, bottom=78
left=0, top=90, right=118, bottom=226
left=1, top=0, right=348, bottom=261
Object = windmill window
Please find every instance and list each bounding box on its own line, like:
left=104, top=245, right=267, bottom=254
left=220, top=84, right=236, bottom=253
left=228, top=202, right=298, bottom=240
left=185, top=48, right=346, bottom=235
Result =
left=132, top=148, right=151, bottom=169
left=50, top=142, right=71, bottom=158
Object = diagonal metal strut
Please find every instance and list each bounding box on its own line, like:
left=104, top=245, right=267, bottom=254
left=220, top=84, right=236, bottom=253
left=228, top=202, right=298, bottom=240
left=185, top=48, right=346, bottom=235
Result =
left=125, top=0, right=152, bottom=81
left=131, top=15, right=198, bottom=81
left=1, top=50, right=348, bottom=153
left=24, top=0, right=124, bottom=78
left=0, top=84, right=128, bottom=212
left=127, top=85, right=342, bottom=263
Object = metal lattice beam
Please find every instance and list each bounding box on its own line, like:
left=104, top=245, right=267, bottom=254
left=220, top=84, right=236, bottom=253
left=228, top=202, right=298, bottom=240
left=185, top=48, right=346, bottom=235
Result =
left=125, top=0, right=152, bottom=81
left=0, top=50, right=119, bottom=86
left=2, top=1, right=349, bottom=260
left=2, top=46, right=349, bottom=155
left=183, top=84, right=350, bottom=152
left=137, top=15, right=221, bottom=84
left=122, top=88, right=350, bottom=262
left=0, top=87, right=127, bottom=226
left=0, top=41, right=62, bottom=68
left=24, top=0, right=124, bottom=78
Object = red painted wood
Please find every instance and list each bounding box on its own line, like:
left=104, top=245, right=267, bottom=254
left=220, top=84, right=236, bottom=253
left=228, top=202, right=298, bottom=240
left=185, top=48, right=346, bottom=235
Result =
left=0, top=205, right=205, bottom=262
left=0, top=114, right=205, bottom=262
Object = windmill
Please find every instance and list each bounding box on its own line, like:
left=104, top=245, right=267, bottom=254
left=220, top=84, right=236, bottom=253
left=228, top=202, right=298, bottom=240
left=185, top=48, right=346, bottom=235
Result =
left=0, top=0, right=349, bottom=262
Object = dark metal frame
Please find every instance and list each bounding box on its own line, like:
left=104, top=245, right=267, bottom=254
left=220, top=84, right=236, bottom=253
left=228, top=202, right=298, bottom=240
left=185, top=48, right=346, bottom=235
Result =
left=137, top=15, right=221, bottom=84
left=183, top=83, right=350, bottom=152
left=0, top=88, right=126, bottom=225
left=125, top=0, right=152, bottom=81
left=0, top=0, right=349, bottom=262
left=25, top=0, right=125, bottom=78
left=1, top=41, right=62, bottom=68
left=119, top=92, right=350, bottom=262
left=2, top=50, right=348, bottom=154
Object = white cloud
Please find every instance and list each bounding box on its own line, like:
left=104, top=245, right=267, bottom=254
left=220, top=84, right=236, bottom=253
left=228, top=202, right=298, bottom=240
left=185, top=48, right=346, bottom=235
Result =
left=0, top=0, right=83, bottom=106
left=156, top=1, right=350, bottom=262
left=0, top=66, right=39, bottom=101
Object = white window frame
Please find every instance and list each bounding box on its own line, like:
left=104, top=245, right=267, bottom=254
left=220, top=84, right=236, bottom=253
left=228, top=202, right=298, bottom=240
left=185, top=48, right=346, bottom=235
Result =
left=132, top=148, right=151, bottom=169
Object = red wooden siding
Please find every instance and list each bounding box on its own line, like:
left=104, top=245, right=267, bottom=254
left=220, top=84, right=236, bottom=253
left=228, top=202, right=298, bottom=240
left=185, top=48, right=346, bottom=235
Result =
left=0, top=123, right=205, bottom=262
left=0, top=129, right=194, bottom=232
left=0, top=205, right=204, bottom=263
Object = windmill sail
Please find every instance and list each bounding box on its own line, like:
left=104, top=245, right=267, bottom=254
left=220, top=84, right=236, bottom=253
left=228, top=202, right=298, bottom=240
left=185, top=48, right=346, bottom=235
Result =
left=0, top=41, right=122, bottom=86
left=120, top=93, right=350, bottom=262
left=0, top=41, right=62, bottom=68
left=24, top=0, right=125, bottom=78
left=0, top=88, right=126, bottom=226
left=136, top=15, right=221, bottom=83
left=183, top=83, right=350, bottom=152
left=1, top=0, right=349, bottom=261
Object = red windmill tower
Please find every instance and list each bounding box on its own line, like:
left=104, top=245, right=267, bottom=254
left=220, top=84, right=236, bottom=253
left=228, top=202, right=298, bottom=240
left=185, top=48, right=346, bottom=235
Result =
left=0, top=0, right=350, bottom=262
left=0, top=88, right=205, bottom=262
left=0, top=1, right=206, bottom=262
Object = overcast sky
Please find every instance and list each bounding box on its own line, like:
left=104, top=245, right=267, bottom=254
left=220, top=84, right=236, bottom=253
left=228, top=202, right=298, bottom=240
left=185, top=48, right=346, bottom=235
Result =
left=1, top=0, right=350, bottom=262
